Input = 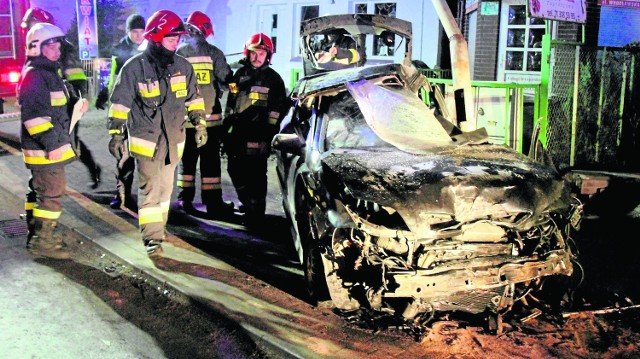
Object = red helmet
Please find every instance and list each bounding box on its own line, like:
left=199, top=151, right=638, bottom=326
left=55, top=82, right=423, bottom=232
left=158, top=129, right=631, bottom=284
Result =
left=143, top=10, right=187, bottom=43
left=243, top=33, right=274, bottom=63
left=186, top=11, right=213, bottom=39
left=21, top=7, right=55, bottom=29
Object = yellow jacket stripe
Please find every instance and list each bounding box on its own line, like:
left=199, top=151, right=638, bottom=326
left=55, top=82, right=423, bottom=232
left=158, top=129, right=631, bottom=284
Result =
left=50, top=91, right=67, bottom=106
left=268, top=111, right=280, bottom=125
left=185, top=98, right=205, bottom=112
left=129, top=136, right=156, bottom=157
left=22, top=144, right=75, bottom=165
left=138, top=81, right=160, bottom=98
left=108, top=103, right=130, bottom=121
left=64, top=67, right=87, bottom=81
left=24, top=116, right=54, bottom=136
left=170, top=75, right=187, bottom=92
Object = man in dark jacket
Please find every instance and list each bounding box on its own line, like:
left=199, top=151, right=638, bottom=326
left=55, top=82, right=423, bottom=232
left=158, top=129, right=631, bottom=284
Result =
left=107, top=10, right=207, bottom=255
left=19, top=23, right=88, bottom=259
left=21, top=6, right=101, bottom=190
left=224, top=33, right=287, bottom=227
left=176, top=11, right=234, bottom=218
left=96, top=13, right=146, bottom=210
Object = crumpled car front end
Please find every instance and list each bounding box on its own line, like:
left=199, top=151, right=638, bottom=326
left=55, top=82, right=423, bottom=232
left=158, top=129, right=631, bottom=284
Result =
left=315, top=146, right=582, bottom=331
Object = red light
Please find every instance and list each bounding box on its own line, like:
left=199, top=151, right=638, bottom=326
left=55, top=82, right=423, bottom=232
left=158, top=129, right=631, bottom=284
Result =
left=8, top=71, right=21, bottom=83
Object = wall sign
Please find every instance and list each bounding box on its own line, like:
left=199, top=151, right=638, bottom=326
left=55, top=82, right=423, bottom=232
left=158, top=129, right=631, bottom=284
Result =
left=598, top=0, right=640, bottom=9
left=481, top=2, right=499, bottom=16
left=529, top=0, right=587, bottom=23
left=76, top=0, right=99, bottom=59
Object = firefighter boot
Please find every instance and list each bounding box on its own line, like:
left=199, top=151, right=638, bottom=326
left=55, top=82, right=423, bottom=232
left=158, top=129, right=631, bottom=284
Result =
left=89, top=165, right=102, bottom=189
left=110, top=191, right=125, bottom=209
left=242, top=198, right=266, bottom=229
left=27, top=220, right=71, bottom=260
left=144, top=238, right=164, bottom=256
left=22, top=209, right=35, bottom=246
left=206, top=200, right=235, bottom=219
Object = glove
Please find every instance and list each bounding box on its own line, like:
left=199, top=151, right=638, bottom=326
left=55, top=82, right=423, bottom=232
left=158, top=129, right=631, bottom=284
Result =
left=194, top=124, right=208, bottom=148
left=108, top=134, right=126, bottom=160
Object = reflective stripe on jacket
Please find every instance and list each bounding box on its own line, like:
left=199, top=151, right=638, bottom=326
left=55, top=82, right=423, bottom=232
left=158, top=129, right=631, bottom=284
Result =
left=177, top=37, right=232, bottom=121
left=107, top=50, right=205, bottom=163
left=18, top=56, right=76, bottom=170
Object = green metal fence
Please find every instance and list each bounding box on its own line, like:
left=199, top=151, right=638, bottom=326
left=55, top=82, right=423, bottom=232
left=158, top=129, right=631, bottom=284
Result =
left=546, top=41, right=639, bottom=172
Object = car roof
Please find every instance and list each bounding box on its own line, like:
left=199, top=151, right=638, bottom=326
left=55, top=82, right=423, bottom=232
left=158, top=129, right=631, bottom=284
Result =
left=293, top=63, right=402, bottom=97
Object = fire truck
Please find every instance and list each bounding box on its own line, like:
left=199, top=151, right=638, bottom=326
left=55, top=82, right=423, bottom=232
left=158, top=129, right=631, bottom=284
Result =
left=0, top=0, right=30, bottom=114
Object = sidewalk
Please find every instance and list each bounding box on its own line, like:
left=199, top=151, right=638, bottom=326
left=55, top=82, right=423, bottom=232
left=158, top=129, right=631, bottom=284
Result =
left=0, top=181, right=169, bottom=358
left=0, top=111, right=371, bottom=359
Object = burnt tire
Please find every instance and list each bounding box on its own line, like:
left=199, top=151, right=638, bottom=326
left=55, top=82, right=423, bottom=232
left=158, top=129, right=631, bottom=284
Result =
left=302, top=231, right=330, bottom=304
left=296, top=187, right=330, bottom=304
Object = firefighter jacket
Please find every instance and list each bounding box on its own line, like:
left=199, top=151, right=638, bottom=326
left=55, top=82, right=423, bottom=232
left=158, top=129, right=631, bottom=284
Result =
left=107, top=48, right=206, bottom=164
left=18, top=56, right=77, bottom=170
left=224, top=64, right=286, bottom=154
left=108, top=35, right=142, bottom=92
left=177, top=37, right=232, bottom=130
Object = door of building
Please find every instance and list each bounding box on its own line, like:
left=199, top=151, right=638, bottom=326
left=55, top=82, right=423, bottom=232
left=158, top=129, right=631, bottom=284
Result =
left=257, top=5, right=285, bottom=71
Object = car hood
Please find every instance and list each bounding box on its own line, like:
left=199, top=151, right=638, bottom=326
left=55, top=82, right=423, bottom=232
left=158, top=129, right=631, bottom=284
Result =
left=320, top=145, right=571, bottom=232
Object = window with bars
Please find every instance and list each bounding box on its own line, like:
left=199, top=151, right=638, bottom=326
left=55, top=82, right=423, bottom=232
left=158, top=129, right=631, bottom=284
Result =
left=504, top=5, right=544, bottom=73
left=354, top=2, right=397, bottom=57
left=296, top=5, right=320, bottom=56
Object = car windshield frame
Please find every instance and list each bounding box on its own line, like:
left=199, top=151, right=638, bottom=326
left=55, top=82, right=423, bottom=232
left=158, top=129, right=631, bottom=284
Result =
left=299, top=14, right=413, bottom=77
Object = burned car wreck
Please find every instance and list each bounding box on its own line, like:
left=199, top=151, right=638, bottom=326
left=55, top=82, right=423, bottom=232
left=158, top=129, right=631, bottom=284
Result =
left=272, top=14, right=583, bottom=334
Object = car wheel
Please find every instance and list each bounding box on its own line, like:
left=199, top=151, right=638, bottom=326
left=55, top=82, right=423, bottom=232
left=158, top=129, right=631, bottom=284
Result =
left=296, top=187, right=330, bottom=304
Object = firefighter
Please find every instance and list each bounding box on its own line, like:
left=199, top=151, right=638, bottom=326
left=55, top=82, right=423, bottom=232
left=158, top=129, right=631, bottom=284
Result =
left=223, top=33, right=287, bottom=227
left=314, top=29, right=361, bottom=70
left=176, top=11, right=235, bottom=218
left=19, top=23, right=88, bottom=259
left=95, top=13, right=146, bottom=211
left=107, top=10, right=207, bottom=255
left=21, top=7, right=101, bottom=190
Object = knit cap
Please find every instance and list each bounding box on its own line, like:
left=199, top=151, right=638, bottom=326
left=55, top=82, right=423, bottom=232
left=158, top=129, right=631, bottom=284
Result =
left=126, top=14, right=145, bottom=31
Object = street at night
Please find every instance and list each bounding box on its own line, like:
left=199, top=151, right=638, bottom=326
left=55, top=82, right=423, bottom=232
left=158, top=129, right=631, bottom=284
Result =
left=1, top=101, right=640, bottom=358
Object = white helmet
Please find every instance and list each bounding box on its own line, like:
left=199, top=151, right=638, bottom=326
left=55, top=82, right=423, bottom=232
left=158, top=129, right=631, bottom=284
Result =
left=26, top=23, right=66, bottom=57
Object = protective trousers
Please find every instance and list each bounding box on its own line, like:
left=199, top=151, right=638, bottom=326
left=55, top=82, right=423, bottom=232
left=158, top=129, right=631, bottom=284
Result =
left=227, top=143, right=269, bottom=220
left=136, top=154, right=178, bottom=244
left=177, top=126, right=223, bottom=207
left=26, top=167, right=66, bottom=238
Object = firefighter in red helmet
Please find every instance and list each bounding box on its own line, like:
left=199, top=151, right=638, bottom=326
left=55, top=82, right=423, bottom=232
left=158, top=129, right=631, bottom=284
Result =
left=176, top=11, right=235, bottom=218
left=223, top=33, right=287, bottom=228
left=20, top=7, right=54, bottom=29
left=107, top=10, right=207, bottom=255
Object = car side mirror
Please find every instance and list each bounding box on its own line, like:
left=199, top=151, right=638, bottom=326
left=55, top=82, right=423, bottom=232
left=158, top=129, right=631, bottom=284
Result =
left=272, top=133, right=306, bottom=156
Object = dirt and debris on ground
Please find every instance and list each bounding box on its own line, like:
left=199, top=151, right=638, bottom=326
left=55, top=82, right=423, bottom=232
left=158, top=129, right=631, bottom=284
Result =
left=37, top=207, right=640, bottom=359
left=39, top=253, right=269, bottom=359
